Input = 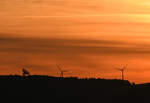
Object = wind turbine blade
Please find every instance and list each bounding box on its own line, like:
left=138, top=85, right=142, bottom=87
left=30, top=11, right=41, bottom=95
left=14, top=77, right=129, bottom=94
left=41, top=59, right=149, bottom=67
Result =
left=56, top=64, right=62, bottom=71
left=123, top=65, right=127, bottom=70
left=115, top=68, right=122, bottom=71
left=63, top=70, right=68, bottom=72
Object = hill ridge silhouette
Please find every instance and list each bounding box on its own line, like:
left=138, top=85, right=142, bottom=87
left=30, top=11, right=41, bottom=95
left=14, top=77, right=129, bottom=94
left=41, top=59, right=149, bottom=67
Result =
left=0, top=75, right=149, bottom=103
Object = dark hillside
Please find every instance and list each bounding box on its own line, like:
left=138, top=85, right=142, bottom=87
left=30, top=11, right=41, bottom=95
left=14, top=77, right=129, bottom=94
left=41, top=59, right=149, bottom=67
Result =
left=0, top=75, right=149, bottom=103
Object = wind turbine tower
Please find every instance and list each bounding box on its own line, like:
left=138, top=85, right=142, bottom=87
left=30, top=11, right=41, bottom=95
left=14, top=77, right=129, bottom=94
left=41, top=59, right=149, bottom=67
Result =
left=56, top=65, right=68, bottom=78
left=117, top=65, right=127, bottom=80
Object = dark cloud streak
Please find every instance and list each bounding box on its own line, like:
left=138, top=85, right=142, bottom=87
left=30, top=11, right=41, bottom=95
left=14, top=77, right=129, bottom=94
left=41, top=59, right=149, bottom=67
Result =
left=0, top=37, right=150, bottom=55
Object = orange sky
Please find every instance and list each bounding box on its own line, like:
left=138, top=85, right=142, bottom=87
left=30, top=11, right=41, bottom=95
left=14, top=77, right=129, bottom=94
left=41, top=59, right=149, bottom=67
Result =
left=1, top=0, right=150, bottom=83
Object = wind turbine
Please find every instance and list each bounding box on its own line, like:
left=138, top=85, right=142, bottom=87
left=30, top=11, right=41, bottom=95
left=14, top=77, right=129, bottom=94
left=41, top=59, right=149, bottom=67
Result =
left=116, top=65, right=127, bottom=80
left=56, top=65, right=68, bottom=78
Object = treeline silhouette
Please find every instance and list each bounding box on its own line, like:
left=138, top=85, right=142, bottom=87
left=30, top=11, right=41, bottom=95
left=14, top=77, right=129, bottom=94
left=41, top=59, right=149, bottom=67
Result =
left=0, top=75, right=149, bottom=103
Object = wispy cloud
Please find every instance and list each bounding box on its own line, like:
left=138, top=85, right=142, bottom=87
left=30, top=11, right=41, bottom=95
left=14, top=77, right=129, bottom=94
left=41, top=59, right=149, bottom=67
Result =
left=0, top=37, right=150, bottom=70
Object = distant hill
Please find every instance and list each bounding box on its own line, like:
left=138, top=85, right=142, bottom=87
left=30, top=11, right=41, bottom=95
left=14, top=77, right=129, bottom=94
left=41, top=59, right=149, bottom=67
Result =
left=0, top=75, right=149, bottom=103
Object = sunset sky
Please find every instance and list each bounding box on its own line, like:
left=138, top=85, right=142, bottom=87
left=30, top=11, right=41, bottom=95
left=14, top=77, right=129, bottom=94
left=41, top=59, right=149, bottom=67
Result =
left=1, top=0, right=150, bottom=83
